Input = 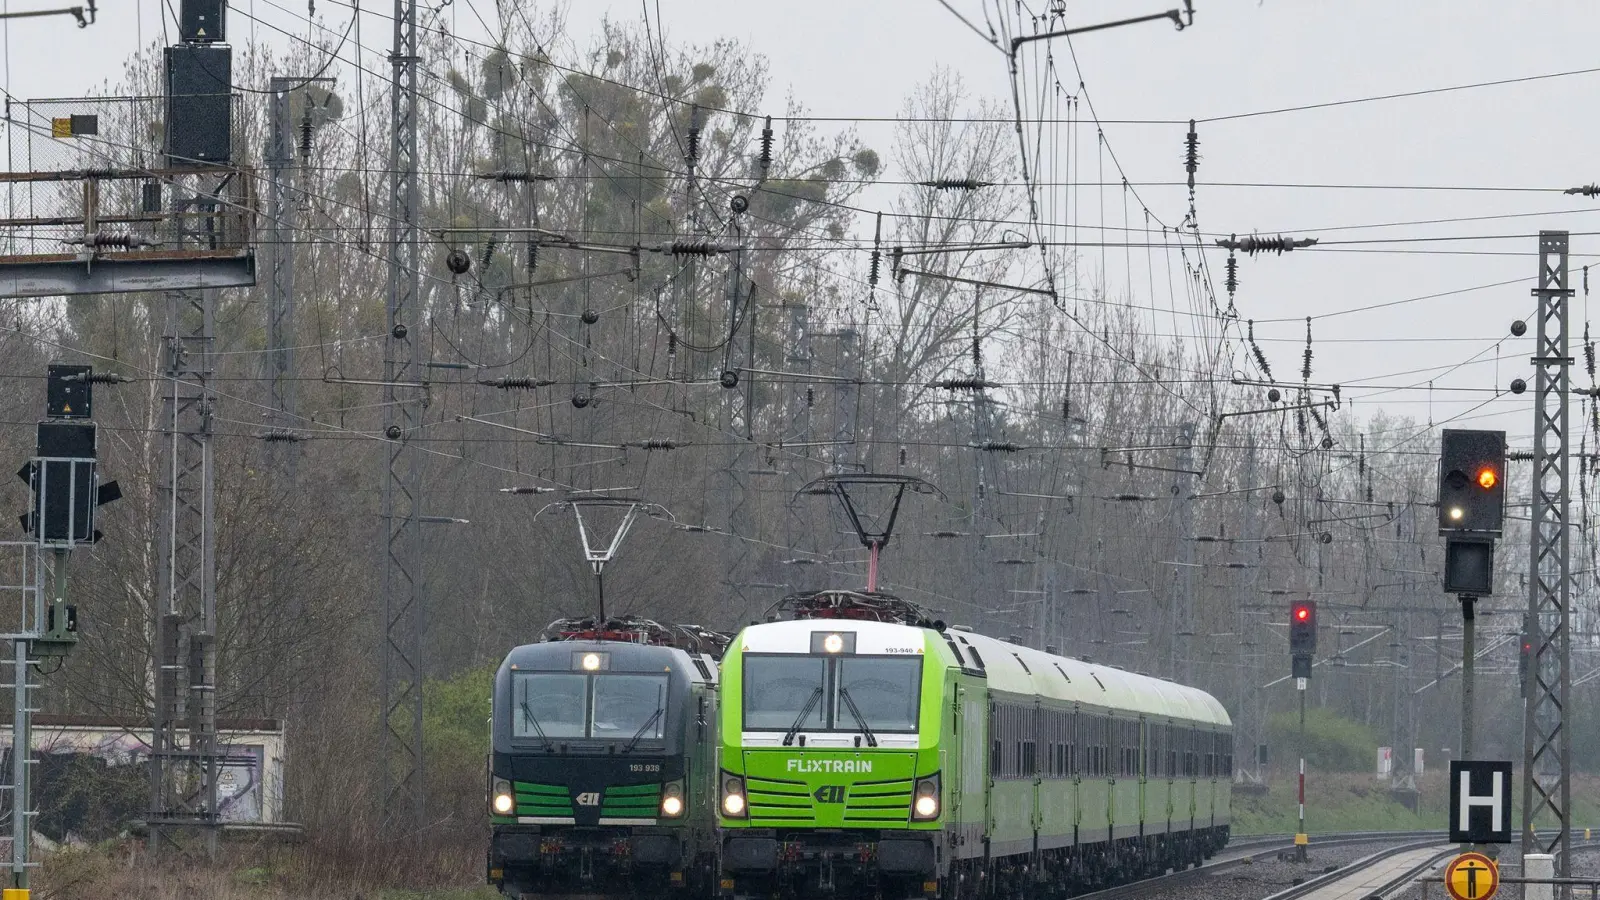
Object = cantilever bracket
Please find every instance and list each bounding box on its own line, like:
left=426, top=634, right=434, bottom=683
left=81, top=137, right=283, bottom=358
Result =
left=1010, top=0, right=1191, bottom=53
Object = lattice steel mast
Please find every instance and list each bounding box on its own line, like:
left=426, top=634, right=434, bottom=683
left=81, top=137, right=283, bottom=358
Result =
left=264, top=78, right=298, bottom=449
left=149, top=288, right=220, bottom=856
left=380, top=0, right=426, bottom=834
left=1520, top=230, right=1572, bottom=865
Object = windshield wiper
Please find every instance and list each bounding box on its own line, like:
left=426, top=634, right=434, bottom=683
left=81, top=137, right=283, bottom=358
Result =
left=519, top=701, right=555, bottom=751
left=621, top=706, right=665, bottom=753
left=836, top=687, right=879, bottom=748
left=782, top=687, right=824, bottom=747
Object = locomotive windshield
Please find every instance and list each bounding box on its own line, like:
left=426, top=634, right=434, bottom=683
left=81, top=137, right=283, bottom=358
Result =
left=743, top=656, right=826, bottom=730
left=512, top=671, right=669, bottom=742
left=743, top=654, right=922, bottom=733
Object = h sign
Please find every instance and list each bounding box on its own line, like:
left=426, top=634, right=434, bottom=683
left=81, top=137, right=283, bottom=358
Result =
left=1449, top=761, right=1513, bottom=844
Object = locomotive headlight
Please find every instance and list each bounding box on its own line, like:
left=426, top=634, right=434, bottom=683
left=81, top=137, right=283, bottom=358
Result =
left=491, top=778, right=515, bottom=816
left=822, top=633, right=844, bottom=654
left=911, top=773, right=941, bottom=820
left=661, top=781, right=685, bottom=817
left=720, top=772, right=747, bottom=818
left=582, top=652, right=602, bottom=671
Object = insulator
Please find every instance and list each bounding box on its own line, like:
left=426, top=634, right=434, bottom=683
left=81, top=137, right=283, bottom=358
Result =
left=686, top=105, right=701, bottom=167
left=918, top=178, right=992, bottom=191
left=1224, top=252, right=1238, bottom=298
left=1062, top=393, right=1070, bottom=421
left=1564, top=184, right=1600, bottom=197
left=70, top=232, right=151, bottom=249
left=259, top=429, right=303, bottom=443
left=527, top=241, right=538, bottom=274
left=668, top=332, right=678, bottom=356
left=1301, top=317, right=1313, bottom=382
left=1183, top=118, right=1199, bottom=191
left=1247, top=319, right=1273, bottom=381
left=758, top=115, right=774, bottom=175
left=299, top=113, right=314, bottom=160
left=932, top=377, right=997, bottom=391
left=977, top=441, right=1021, bottom=453
left=868, top=211, right=883, bottom=291
left=1586, top=323, right=1595, bottom=378
left=899, top=447, right=907, bottom=465
left=66, top=371, right=133, bottom=385
left=479, top=377, right=554, bottom=390
left=805, top=387, right=814, bottom=407
left=1309, top=405, right=1328, bottom=433
left=477, top=170, right=552, bottom=183
left=1296, top=409, right=1308, bottom=443
left=659, top=239, right=725, bottom=256
left=972, top=338, right=981, bottom=369
left=1215, top=234, right=1318, bottom=256
left=482, top=237, right=498, bottom=269
left=636, top=440, right=678, bottom=450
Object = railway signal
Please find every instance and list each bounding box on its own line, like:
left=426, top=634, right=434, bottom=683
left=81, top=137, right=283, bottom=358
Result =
left=1288, top=600, right=1316, bottom=678
left=1437, top=429, right=1506, bottom=535
left=1436, top=429, right=1505, bottom=770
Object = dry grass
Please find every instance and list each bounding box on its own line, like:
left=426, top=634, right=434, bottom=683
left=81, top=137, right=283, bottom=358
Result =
left=31, top=834, right=498, bottom=900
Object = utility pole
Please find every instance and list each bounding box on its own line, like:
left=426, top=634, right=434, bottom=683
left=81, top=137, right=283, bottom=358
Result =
left=149, top=290, right=220, bottom=858
left=1172, top=421, right=1196, bottom=682
left=380, top=0, right=426, bottom=837
left=1521, top=230, right=1572, bottom=869
left=263, top=76, right=332, bottom=475
left=264, top=77, right=298, bottom=463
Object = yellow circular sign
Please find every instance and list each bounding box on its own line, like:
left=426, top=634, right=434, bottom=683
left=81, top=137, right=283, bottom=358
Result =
left=1445, top=852, right=1499, bottom=900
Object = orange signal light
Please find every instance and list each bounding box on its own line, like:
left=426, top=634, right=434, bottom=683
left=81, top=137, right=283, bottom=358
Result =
left=1477, top=468, right=1498, bottom=489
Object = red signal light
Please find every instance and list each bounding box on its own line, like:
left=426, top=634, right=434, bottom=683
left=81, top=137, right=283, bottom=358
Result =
left=1477, top=468, right=1497, bottom=489
left=1294, top=606, right=1310, bottom=621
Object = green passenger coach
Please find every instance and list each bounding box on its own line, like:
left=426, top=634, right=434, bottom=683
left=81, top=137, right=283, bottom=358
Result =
left=717, top=591, right=1231, bottom=900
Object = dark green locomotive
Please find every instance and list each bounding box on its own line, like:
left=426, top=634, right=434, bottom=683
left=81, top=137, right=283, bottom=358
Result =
left=488, top=617, right=726, bottom=899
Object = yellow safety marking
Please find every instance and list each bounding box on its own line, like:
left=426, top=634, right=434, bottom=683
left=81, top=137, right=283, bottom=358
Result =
left=3, top=888, right=29, bottom=900
left=50, top=118, right=70, bottom=138
left=1445, top=851, right=1500, bottom=900
left=1293, top=833, right=1308, bottom=846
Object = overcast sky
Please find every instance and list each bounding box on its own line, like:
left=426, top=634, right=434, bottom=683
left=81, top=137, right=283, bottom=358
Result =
left=8, top=0, right=1600, bottom=451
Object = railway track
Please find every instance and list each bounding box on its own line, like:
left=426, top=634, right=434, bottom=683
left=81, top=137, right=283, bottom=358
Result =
left=1068, top=832, right=1449, bottom=900
left=1258, top=839, right=1455, bottom=900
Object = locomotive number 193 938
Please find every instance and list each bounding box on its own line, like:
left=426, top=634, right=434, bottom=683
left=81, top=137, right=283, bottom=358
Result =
left=629, top=763, right=662, bottom=773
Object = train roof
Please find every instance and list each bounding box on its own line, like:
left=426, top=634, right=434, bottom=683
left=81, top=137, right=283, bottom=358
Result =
left=734, top=618, right=1226, bottom=728
left=948, top=629, right=1228, bottom=727
left=501, top=638, right=720, bottom=685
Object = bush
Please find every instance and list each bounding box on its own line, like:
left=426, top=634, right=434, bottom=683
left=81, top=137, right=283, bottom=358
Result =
left=1265, top=706, right=1380, bottom=773
left=423, top=664, right=496, bottom=831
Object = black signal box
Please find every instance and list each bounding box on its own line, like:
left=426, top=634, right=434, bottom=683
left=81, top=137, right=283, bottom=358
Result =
left=180, top=0, right=226, bottom=41
left=165, top=44, right=233, bottom=167
left=1444, top=537, right=1495, bottom=595
left=46, top=365, right=91, bottom=419
left=1438, top=429, right=1506, bottom=535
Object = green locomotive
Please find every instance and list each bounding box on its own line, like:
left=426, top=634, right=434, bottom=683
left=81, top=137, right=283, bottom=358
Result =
left=488, top=617, right=726, bottom=899
left=716, top=591, right=1231, bottom=900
